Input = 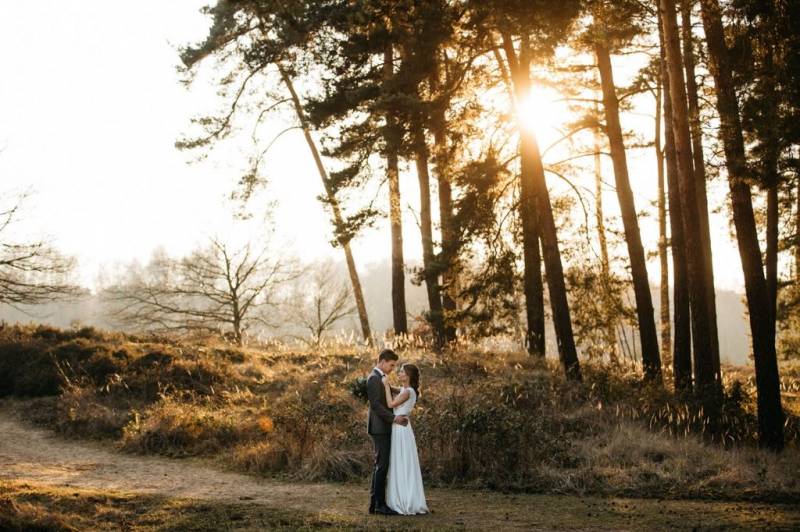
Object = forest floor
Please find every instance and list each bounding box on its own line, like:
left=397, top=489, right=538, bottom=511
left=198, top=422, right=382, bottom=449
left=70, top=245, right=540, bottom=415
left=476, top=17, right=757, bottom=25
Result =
left=2, top=403, right=800, bottom=531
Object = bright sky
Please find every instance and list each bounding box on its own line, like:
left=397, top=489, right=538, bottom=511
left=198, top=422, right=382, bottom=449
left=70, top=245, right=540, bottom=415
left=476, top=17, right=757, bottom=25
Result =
left=0, top=1, right=747, bottom=293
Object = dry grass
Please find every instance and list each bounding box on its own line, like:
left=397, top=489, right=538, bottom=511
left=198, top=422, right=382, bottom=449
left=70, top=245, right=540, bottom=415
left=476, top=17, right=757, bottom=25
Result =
left=2, top=323, right=799, bottom=503
left=0, top=480, right=363, bottom=531
left=3, top=479, right=800, bottom=531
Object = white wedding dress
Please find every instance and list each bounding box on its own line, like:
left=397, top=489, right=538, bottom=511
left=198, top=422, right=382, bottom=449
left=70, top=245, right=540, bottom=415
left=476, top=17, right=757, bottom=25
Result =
left=385, top=386, right=429, bottom=515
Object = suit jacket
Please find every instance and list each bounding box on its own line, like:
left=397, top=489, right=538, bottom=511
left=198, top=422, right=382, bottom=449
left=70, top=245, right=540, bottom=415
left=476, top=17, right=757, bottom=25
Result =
left=367, top=368, right=395, bottom=434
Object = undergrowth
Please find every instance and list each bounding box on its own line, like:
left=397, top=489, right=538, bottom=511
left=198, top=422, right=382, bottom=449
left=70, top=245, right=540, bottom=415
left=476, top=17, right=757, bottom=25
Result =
left=1, top=322, right=799, bottom=502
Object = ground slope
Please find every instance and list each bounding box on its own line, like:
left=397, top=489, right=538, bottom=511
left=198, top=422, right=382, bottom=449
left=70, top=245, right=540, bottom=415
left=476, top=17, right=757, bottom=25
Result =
left=1, top=405, right=799, bottom=530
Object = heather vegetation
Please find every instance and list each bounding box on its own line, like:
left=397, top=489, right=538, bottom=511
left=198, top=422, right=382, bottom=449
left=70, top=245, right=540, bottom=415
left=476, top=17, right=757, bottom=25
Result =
left=2, top=324, right=798, bottom=504
left=2, top=0, right=800, bottom=528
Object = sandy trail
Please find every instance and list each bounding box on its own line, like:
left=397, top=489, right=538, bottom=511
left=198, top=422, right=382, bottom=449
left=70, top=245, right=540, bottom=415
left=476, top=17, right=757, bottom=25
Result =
left=2, top=403, right=800, bottom=530
left=0, top=405, right=348, bottom=512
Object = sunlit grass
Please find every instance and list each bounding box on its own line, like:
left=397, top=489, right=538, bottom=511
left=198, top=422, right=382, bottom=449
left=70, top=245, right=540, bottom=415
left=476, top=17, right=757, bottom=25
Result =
left=1, top=323, right=799, bottom=503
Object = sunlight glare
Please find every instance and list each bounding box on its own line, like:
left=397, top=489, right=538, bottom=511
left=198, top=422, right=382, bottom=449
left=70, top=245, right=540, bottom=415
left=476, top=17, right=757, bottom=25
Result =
left=517, top=86, right=563, bottom=149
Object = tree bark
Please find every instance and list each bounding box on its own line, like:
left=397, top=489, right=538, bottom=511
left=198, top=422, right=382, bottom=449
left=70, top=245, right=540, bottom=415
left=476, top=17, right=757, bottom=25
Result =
left=659, top=31, right=693, bottom=392
left=431, top=55, right=458, bottom=344
left=594, top=100, right=619, bottom=364
left=278, top=66, right=373, bottom=346
left=595, top=43, right=662, bottom=380
left=493, top=41, right=545, bottom=357
left=383, top=45, right=408, bottom=335
left=412, top=118, right=447, bottom=349
left=681, top=0, right=721, bottom=377
left=519, top=133, right=547, bottom=358
left=503, top=32, right=580, bottom=378
left=655, top=67, right=672, bottom=367
left=796, top=177, right=800, bottom=281
left=767, top=182, right=779, bottom=325
left=760, top=37, right=781, bottom=333
left=660, top=0, right=719, bottom=395
left=698, top=0, right=784, bottom=450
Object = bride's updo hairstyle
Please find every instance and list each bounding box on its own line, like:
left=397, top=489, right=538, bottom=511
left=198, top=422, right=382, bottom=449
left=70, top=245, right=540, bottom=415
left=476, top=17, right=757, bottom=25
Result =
left=402, top=364, right=421, bottom=398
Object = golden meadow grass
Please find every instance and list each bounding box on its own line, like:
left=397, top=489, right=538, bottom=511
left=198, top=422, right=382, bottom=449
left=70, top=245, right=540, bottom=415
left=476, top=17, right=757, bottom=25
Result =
left=1, top=323, right=798, bottom=502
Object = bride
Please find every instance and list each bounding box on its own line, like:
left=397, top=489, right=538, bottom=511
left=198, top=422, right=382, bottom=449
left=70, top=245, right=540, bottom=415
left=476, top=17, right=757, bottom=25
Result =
left=381, top=363, right=429, bottom=515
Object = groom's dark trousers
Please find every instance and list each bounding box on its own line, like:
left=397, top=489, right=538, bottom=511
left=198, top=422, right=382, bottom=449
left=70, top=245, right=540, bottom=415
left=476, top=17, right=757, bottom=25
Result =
left=369, top=433, right=391, bottom=510
left=367, top=368, right=395, bottom=511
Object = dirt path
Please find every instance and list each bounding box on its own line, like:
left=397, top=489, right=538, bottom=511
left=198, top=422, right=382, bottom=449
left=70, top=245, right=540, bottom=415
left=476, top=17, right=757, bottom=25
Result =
left=1, top=405, right=799, bottom=530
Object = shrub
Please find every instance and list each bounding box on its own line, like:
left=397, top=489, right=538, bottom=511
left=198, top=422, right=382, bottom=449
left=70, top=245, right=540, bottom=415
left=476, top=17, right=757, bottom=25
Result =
left=347, top=376, right=368, bottom=403
left=121, top=397, right=257, bottom=457
left=1, top=324, right=798, bottom=500
left=55, top=385, right=131, bottom=439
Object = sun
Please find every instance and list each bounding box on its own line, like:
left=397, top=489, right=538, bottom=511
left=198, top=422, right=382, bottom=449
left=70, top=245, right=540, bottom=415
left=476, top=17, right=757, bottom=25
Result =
left=517, top=86, right=565, bottom=149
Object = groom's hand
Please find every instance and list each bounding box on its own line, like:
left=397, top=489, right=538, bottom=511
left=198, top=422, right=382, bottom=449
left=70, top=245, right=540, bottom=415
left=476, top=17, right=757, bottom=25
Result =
left=394, top=415, right=408, bottom=426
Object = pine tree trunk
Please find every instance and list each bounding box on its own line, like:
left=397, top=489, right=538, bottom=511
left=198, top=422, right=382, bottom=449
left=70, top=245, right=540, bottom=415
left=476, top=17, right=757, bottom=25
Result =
left=278, top=66, right=373, bottom=346
left=503, top=33, right=580, bottom=378
left=660, top=31, right=693, bottom=392
left=594, top=101, right=619, bottom=364
left=411, top=119, right=447, bottom=350
left=761, top=38, right=780, bottom=334
left=437, top=173, right=458, bottom=342
left=596, top=43, right=662, bottom=380
left=660, top=0, right=719, bottom=394
left=493, top=41, right=545, bottom=357
left=698, top=0, right=784, bottom=450
left=655, top=69, right=672, bottom=367
left=681, top=0, right=721, bottom=377
left=796, top=178, right=800, bottom=281
left=383, top=46, right=408, bottom=335
left=519, top=130, right=546, bottom=358
left=767, top=182, right=778, bottom=323
left=431, top=57, right=458, bottom=344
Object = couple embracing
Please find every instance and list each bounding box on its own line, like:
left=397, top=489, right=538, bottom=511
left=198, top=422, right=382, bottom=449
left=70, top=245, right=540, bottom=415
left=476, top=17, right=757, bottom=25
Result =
left=367, top=349, right=429, bottom=516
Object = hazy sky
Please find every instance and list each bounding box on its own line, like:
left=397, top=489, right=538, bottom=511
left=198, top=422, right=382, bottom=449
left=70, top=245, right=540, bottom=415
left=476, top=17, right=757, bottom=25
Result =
left=0, top=1, right=748, bottom=293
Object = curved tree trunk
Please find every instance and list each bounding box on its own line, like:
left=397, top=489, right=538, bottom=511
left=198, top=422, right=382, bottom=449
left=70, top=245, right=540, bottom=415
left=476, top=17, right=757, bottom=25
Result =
left=660, top=0, right=719, bottom=397
left=383, top=45, right=408, bottom=336
left=680, top=0, right=721, bottom=378
left=278, top=66, right=373, bottom=346
left=596, top=43, right=662, bottom=381
left=698, top=0, right=784, bottom=450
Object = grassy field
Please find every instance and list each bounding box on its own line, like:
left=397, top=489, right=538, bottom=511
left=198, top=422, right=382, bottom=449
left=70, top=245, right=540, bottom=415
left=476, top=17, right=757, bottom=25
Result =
left=3, top=479, right=800, bottom=531
left=0, top=323, right=798, bottom=505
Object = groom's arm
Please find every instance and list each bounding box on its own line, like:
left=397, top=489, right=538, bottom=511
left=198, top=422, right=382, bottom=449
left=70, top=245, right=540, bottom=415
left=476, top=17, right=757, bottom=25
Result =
left=367, top=376, right=396, bottom=425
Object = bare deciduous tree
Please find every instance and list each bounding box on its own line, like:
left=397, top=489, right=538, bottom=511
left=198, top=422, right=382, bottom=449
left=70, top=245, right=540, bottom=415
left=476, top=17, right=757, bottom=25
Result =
left=284, top=259, right=356, bottom=347
left=103, top=237, right=298, bottom=345
left=0, top=193, right=79, bottom=308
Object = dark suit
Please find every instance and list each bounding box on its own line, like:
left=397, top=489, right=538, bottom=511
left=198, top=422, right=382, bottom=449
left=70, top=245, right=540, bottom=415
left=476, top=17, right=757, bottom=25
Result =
left=367, top=368, right=395, bottom=510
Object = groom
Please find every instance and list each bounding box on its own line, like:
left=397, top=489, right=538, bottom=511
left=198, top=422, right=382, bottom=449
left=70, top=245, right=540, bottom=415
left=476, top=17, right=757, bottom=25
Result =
left=367, top=348, right=407, bottom=515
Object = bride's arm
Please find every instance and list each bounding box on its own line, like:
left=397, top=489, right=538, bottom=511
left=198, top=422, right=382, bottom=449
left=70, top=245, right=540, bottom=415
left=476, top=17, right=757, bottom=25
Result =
left=382, top=377, right=410, bottom=408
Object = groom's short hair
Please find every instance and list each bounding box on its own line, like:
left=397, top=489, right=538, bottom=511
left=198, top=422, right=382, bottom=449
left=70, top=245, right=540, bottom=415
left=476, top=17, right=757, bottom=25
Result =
left=378, top=349, right=399, bottom=362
